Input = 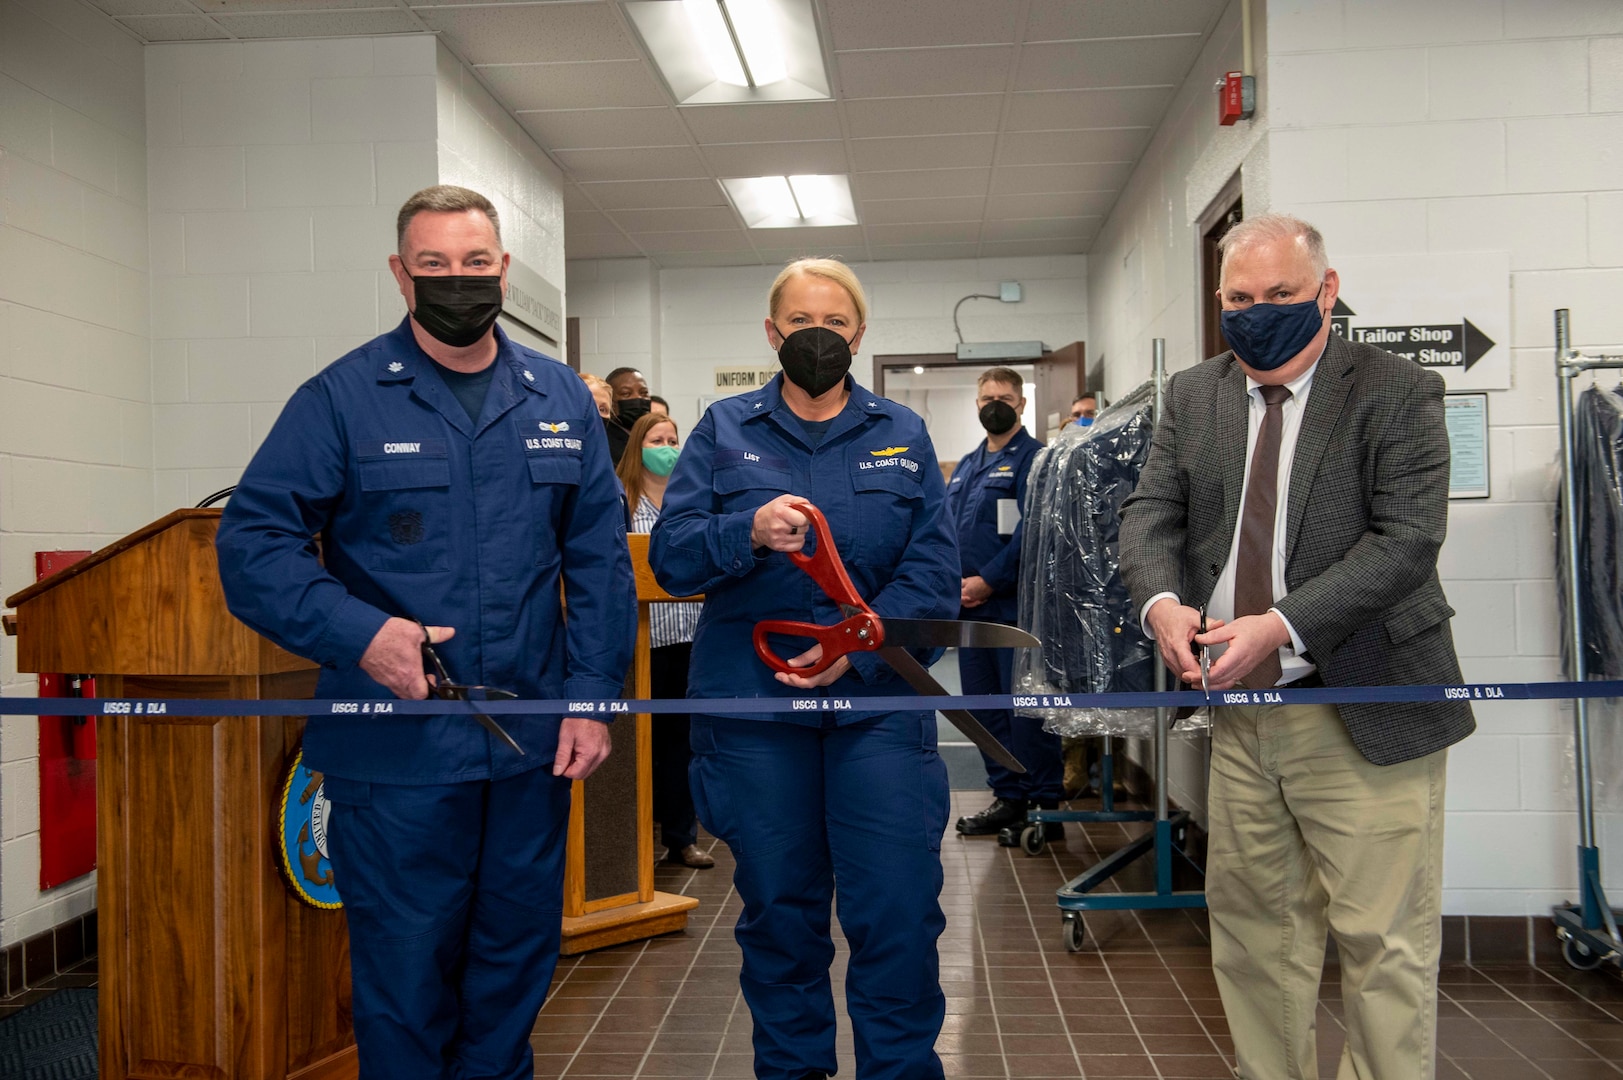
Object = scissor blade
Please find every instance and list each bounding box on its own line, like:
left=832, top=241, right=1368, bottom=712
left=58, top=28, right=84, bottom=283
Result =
left=472, top=711, right=526, bottom=756
left=878, top=647, right=1027, bottom=775
left=880, top=618, right=1041, bottom=650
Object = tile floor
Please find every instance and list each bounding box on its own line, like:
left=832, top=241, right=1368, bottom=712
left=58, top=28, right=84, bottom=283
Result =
left=8, top=794, right=1623, bottom=1079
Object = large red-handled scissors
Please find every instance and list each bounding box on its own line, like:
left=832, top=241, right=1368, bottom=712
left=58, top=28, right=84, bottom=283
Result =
left=753, top=501, right=1036, bottom=774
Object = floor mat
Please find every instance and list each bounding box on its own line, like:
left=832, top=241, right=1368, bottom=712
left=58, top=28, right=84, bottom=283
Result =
left=0, top=989, right=96, bottom=1080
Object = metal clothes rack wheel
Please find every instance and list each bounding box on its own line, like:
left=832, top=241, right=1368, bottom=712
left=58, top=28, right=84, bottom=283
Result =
left=1024, top=338, right=1207, bottom=952
left=1551, top=307, right=1623, bottom=972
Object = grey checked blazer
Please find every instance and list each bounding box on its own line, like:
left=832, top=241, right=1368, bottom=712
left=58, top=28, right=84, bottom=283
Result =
left=1119, top=332, right=1475, bottom=765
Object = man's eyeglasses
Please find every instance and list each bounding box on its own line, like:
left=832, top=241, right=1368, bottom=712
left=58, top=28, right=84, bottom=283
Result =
left=418, top=620, right=525, bottom=756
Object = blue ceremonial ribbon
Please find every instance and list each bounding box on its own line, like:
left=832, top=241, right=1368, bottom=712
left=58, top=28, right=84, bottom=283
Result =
left=3, top=680, right=1622, bottom=718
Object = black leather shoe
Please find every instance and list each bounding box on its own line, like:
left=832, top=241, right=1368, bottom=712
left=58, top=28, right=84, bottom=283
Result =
left=956, top=797, right=1028, bottom=836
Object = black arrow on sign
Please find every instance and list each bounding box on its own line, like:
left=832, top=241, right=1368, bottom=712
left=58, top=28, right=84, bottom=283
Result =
left=1462, top=318, right=1495, bottom=372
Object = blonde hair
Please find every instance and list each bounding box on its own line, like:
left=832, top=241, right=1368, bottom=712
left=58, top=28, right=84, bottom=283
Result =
left=1217, top=212, right=1328, bottom=286
left=615, top=413, right=680, bottom=508
left=396, top=185, right=502, bottom=252
left=768, top=258, right=869, bottom=326
left=578, top=372, right=609, bottom=393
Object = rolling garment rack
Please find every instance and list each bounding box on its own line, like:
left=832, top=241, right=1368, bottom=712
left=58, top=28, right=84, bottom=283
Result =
left=1019, top=338, right=1207, bottom=952
left=1552, top=307, right=1623, bottom=971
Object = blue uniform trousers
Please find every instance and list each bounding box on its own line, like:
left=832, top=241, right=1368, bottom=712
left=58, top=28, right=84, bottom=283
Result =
left=957, top=645, right=1064, bottom=802
left=323, top=766, right=572, bottom=1080
left=688, top=712, right=949, bottom=1080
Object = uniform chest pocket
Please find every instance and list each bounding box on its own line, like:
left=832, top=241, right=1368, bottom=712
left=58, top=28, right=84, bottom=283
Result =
left=850, top=467, right=923, bottom=568
left=357, top=456, right=452, bottom=574
left=714, top=464, right=791, bottom=514
left=528, top=453, right=583, bottom=565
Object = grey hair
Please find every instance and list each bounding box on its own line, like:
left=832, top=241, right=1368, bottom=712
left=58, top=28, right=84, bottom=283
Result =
left=396, top=185, right=502, bottom=252
left=1217, top=212, right=1328, bottom=285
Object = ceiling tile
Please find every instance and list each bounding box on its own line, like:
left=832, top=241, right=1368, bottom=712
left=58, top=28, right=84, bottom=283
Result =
left=852, top=168, right=990, bottom=200
left=1025, top=0, right=1225, bottom=42
left=478, top=61, right=668, bottom=110
left=989, top=162, right=1134, bottom=194
left=656, top=251, right=768, bottom=268
left=189, top=0, right=389, bottom=8
left=554, top=145, right=709, bottom=182
left=836, top=46, right=1013, bottom=98
left=211, top=11, right=424, bottom=37
left=701, top=141, right=848, bottom=178
left=1016, top=37, right=1203, bottom=91
left=859, top=197, right=987, bottom=225
left=749, top=224, right=867, bottom=249
left=564, top=211, right=623, bottom=236
left=115, top=14, right=228, bottom=39
left=979, top=237, right=1092, bottom=257
left=563, top=183, right=597, bottom=211
left=414, top=0, right=594, bottom=6
left=866, top=221, right=982, bottom=245
left=825, top=0, right=1020, bottom=49
left=680, top=102, right=843, bottom=144
left=866, top=242, right=981, bottom=261
left=519, top=107, right=687, bottom=150
left=850, top=133, right=997, bottom=172
left=842, top=95, right=1003, bottom=138
left=415, top=4, right=639, bottom=65
left=996, top=128, right=1151, bottom=166
left=1007, top=87, right=1176, bottom=131
left=629, top=230, right=756, bottom=253
left=89, top=0, right=194, bottom=14
left=980, top=216, right=1100, bottom=242
left=574, top=178, right=727, bottom=209
left=984, top=190, right=1117, bottom=219
left=566, top=232, right=645, bottom=258
left=610, top=207, right=740, bottom=233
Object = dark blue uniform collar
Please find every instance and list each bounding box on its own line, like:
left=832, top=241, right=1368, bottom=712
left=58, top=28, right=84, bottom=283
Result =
left=375, top=317, right=548, bottom=436
left=740, top=373, right=887, bottom=451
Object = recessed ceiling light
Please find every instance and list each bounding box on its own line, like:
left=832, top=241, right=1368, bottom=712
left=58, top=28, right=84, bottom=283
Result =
left=721, top=174, right=857, bottom=228
left=625, top=0, right=829, bottom=105
left=913, top=365, right=925, bottom=375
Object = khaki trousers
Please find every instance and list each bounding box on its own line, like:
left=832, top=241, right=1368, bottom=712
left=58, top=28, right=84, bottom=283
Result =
left=1207, top=702, right=1447, bottom=1080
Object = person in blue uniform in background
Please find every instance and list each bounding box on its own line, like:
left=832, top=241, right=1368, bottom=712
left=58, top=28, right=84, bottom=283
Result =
left=215, top=185, right=635, bottom=1080
left=650, top=258, right=958, bottom=1080
left=948, top=368, right=1066, bottom=843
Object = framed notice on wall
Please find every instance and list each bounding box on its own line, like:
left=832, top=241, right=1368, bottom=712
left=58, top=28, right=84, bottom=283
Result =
left=1444, top=392, right=1490, bottom=500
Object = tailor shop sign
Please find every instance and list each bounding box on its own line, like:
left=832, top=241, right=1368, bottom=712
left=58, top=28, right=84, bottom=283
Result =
left=1327, top=252, right=1510, bottom=391
left=714, top=364, right=783, bottom=392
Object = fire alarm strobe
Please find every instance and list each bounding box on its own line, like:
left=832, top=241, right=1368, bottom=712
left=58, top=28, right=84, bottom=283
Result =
left=1218, top=70, right=1255, bottom=125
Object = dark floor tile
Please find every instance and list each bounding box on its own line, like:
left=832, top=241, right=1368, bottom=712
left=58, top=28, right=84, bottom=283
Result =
left=1075, top=1053, right=1158, bottom=1077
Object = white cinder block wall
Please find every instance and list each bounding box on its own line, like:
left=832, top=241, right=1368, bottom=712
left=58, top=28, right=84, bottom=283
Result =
left=0, top=0, right=149, bottom=947
left=570, top=255, right=1088, bottom=455
left=1090, top=0, right=1623, bottom=915
left=145, top=34, right=441, bottom=509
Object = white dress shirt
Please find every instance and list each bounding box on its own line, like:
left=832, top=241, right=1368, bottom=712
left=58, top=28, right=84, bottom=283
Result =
left=1142, top=350, right=1323, bottom=686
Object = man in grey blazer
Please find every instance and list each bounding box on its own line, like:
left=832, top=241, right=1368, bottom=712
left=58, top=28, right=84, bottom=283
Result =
left=1119, top=213, right=1473, bottom=1080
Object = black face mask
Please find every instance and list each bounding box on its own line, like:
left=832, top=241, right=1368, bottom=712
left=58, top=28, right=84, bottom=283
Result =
left=775, top=325, right=853, bottom=398
left=411, top=274, right=504, bottom=348
left=615, top=397, right=652, bottom=426
left=978, top=400, right=1018, bottom=435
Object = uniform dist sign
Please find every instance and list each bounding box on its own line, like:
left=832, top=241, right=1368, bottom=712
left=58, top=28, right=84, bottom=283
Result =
left=713, top=365, right=782, bottom=393
left=1326, top=252, right=1510, bottom=391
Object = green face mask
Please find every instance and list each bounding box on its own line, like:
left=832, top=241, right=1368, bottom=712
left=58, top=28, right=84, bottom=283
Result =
left=642, top=445, right=680, bottom=477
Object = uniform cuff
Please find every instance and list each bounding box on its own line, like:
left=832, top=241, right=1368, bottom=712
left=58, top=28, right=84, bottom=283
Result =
left=564, top=677, right=629, bottom=704
left=313, top=595, right=391, bottom=670
left=724, top=511, right=765, bottom=577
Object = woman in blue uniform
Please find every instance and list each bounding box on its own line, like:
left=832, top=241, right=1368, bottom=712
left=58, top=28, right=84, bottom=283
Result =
left=651, top=259, right=959, bottom=1080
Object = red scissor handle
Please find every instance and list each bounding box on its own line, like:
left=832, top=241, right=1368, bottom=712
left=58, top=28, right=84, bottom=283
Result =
left=752, top=501, right=886, bottom=676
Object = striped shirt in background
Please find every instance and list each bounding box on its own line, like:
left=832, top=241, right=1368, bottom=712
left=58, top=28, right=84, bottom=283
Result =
left=631, top=493, right=702, bottom=649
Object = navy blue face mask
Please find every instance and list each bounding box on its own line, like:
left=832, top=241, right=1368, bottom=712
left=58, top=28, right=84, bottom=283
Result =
left=1220, top=283, right=1326, bottom=372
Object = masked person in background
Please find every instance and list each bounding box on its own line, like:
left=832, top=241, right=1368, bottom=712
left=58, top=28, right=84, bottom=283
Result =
left=948, top=368, right=1064, bottom=844
left=603, top=366, right=652, bottom=465
left=615, top=412, right=714, bottom=870
left=651, top=258, right=959, bottom=1080
left=216, top=185, right=635, bottom=1080
left=1067, top=392, right=1098, bottom=427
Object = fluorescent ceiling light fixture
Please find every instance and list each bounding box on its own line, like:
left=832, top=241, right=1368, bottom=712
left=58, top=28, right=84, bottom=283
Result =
left=625, top=0, right=829, bottom=104
left=721, top=174, right=857, bottom=229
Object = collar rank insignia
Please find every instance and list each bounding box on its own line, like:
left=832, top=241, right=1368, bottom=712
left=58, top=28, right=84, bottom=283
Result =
left=522, top=369, right=535, bottom=382
left=278, top=750, right=341, bottom=909
left=869, top=446, right=910, bottom=457
left=539, top=421, right=570, bottom=433
left=387, top=361, right=404, bottom=373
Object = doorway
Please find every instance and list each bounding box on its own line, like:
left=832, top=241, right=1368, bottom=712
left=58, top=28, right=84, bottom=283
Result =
left=873, top=344, right=1084, bottom=452
left=1200, top=192, right=1244, bottom=361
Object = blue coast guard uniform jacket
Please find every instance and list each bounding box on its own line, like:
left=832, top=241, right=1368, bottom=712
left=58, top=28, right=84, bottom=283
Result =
left=649, top=374, right=959, bottom=722
left=945, top=427, right=1041, bottom=625
left=216, top=319, right=635, bottom=784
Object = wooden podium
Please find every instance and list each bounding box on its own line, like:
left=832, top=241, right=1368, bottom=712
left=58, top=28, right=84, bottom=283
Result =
left=4, top=509, right=350, bottom=1080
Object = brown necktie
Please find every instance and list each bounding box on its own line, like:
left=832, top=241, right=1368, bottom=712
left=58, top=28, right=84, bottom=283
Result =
left=1235, top=384, right=1291, bottom=689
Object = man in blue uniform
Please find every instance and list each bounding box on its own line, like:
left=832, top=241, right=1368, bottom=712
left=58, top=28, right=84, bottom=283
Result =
left=215, top=186, right=634, bottom=1080
left=947, top=367, right=1064, bottom=841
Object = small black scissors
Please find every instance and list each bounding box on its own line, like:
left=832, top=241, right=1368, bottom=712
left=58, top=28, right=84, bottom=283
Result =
left=418, top=620, right=525, bottom=755
left=1198, top=604, right=1212, bottom=700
